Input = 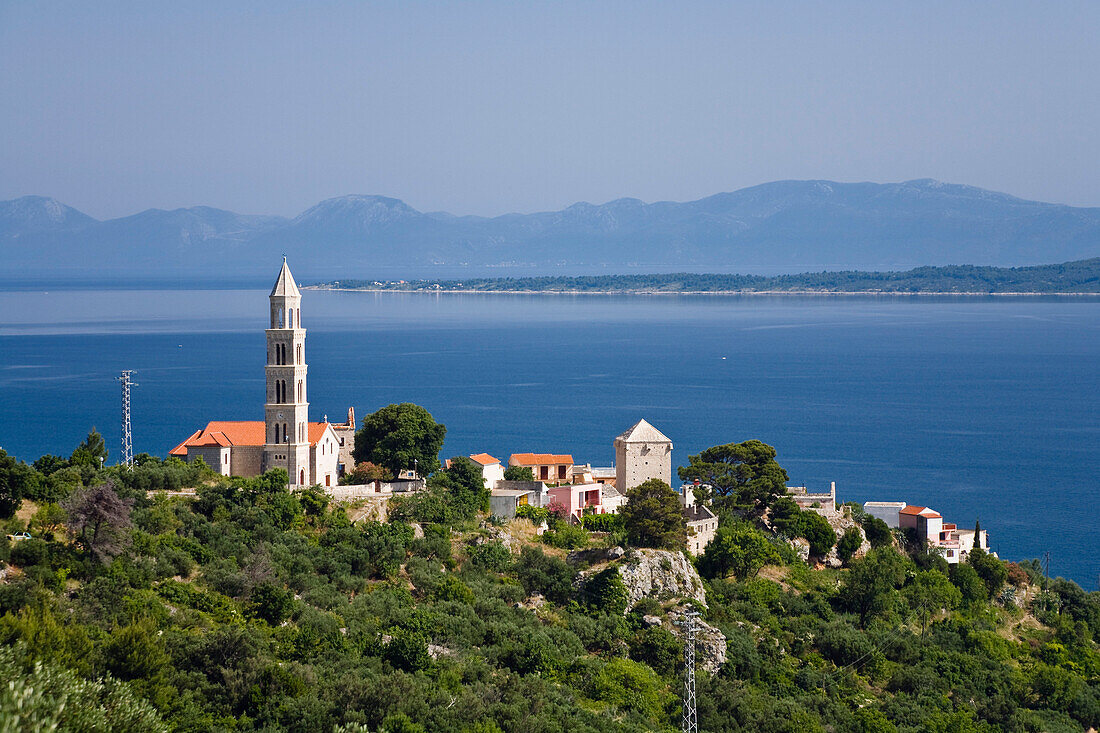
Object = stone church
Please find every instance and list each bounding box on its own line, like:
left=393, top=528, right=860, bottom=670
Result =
left=171, top=259, right=356, bottom=488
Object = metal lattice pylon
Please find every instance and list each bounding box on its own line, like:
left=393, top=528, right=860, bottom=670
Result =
left=681, top=610, right=700, bottom=733
left=118, top=370, right=137, bottom=468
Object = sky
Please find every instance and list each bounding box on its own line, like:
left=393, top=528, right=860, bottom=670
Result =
left=2, top=1, right=1100, bottom=220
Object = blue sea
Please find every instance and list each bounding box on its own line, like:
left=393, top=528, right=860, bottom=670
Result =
left=1, top=288, right=1097, bottom=586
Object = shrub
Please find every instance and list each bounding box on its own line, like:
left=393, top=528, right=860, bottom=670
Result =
left=248, top=582, right=296, bottom=624
left=698, top=522, right=781, bottom=580
left=836, top=527, right=863, bottom=564
left=542, top=523, right=588, bottom=550
left=580, top=513, right=623, bottom=532
left=582, top=568, right=629, bottom=616
left=861, top=515, right=893, bottom=549
left=514, top=546, right=574, bottom=604
left=629, top=626, right=683, bottom=676
left=468, top=542, right=511, bottom=572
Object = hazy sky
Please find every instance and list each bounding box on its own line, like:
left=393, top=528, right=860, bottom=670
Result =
left=3, top=1, right=1099, bottom=219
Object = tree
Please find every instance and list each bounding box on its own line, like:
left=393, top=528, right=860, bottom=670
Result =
left=861, top=515, right=893, bottom=549
left=514, top=546, right=574, bottom=603
left=904, top=569, right=961, bottom=636
left=340, top=461, right=392, bottom=485
left=0, top=449, right=39, bottom=519
left=799, top=512, right=837, bottom=557
left=503, top=465, right=535, bottom=481
left=620, top=479, right=686, bottom=550
left=629, top=626, right=683, bottom=676
left=974, top=517, right=983, bottom=550
left=968, top=548, right=1008, bottom=599
left=838, top=547, right=911, bottom=627
left=950, top=563, right=988, bottom=607
left=70, top=429, right=108, bottom=467
left=248, top=582, right=296, bottom=624
left=62, top=480, right=133, bottom=563
left=352, top=403, right=446, bottom=477
left=698, top=522, right=781, bottom=579
left=677, top=439, right=788, bottom=516
left=836, top=527, right=863, bottom=564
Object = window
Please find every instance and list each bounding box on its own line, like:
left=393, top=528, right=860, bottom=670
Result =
left=558, top=465, right=567, bottom=479
left=325, top=475, right=331, bottom=487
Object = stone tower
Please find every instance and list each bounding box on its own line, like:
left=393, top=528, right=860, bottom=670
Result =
left=614, top=419, right=673, bottom=492
left=263, top=259, right=311, bottom=487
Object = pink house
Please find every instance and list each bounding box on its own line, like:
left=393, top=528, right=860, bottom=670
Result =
left=547, top=482, right=603, bottom=520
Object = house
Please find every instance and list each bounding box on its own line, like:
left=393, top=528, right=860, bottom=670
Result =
left=863, top=501, right=906, bottom=528
left=931, top=522, right=991, bottom=564
left=547, top=482, right=603, bottom=520
left=591, top=467, right=616, bottom=487
left=490, top=488, right=535, bottom=520
left=495, top=480, right=550, bottom=507
left=600, top=484, right=627, bottom=513
left=509, top=453, right=574, bottom=483
left=899, top=505, right=943, bottom=543
left=679, top=483, right=718, bottom=556
left=571, top=464, right=595, bottom=484
left=469, top=453, right=505, bottom=488
left=328, top=407, right=357, bottom=477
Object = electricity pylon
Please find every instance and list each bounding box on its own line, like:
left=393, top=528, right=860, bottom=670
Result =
left=680, top=610, right=700, bottom=733
left=118, top=370, right=137, bottom=468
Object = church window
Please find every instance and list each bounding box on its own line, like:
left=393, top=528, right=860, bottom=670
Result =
left=277, top=308, right=284, bottom=328
left=325, top=474, right=330, bottom=486
left=283, top=423, right=288, bottom=443
left=297, top=380, right=303, bottom=402
left=296, top=344, right=302, bottom=363
left=300, top=469, right=305, bottom=485
left=289, top=309, right=294, bottom=328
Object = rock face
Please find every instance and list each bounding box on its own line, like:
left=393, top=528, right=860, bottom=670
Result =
left=615, top=549, right=707, bottom=608
left=667, top=607, right=727, bottom=675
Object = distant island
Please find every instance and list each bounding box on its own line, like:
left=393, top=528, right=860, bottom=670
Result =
left=312, top=258, right=1100, bottom=294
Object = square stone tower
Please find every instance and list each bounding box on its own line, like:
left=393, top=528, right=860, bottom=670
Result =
left=614, top=419, right=673, bottom=492
left=263, top=258, right=311, bottom=487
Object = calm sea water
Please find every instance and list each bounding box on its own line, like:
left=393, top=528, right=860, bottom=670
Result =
left=1, top=289, right=1097, bottom=586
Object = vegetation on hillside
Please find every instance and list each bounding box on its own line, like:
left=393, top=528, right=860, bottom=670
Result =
left=316, top=258, right=1100, bottom=294
left=1, top=426, right=1099, bottom=732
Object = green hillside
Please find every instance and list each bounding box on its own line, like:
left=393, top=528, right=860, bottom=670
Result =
left=1, top=432, right=1098, bottom=732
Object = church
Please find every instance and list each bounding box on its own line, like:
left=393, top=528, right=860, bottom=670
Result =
left=170, top=260, right=356, bottom=488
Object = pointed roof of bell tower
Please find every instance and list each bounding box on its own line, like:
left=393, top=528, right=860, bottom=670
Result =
left=270, top=257, right=301, bottom=298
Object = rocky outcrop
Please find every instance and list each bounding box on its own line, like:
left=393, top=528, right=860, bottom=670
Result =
left=667, top=606, right=727, bottom=675
left=615, top=549, right=707, bottom=608
left=567, top=545, right=625, bottom=565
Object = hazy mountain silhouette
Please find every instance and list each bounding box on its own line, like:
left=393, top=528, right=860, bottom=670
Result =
left=3, top=180, right=1099, bottom=282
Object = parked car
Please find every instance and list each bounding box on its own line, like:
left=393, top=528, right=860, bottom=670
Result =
left=5, top=532, right=31, bottom=541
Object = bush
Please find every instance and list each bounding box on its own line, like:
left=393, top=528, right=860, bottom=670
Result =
left=514, top=546, right=574, bottom=604
left=515, top=505, right=549, bottom=526
left=836, top=527, right=863, bottom=564
left=861, top=515, right=893, bottom=549
left=698, top=522, right=781, bottom=580
left=629, top=626, right=682, bottom=676
left=542, top=523, right=588, bottom=550
left=248, top=582, right=296, bottom=624
left=468, top=542, right=511, bottom=572
left=581, top=568, right=629, bottom=616
left=503, top=466, right=535, bottom=481
left=580, top=513, right=623, bottom=532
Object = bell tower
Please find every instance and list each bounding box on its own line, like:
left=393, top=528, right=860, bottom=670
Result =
left=263, top=258, right=311, bottom=486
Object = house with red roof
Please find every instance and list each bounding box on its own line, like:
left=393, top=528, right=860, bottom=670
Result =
left=509, top=453, right=574, bottom=484
left=469, top=453, right=505, bottom=488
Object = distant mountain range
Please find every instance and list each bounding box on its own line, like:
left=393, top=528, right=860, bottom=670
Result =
left=3, top=179, right=1100, bottom=282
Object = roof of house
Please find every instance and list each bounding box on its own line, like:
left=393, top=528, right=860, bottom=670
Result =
left=469, top=453, right=501, bottom=466
left=170, top=420, right=333, bottom=456
left=614, top=419, right=671, bottom=445
left=510, top=453, right=574, bottom=465
left=684, top=503, right=716, bottom=523
left=601, top=485, right=623, bottom=499
left=899, top=505, right=942, bottom=518
left=270, top=258, right=301, bottom=298
left=864, top=501, right=907, bottom=508
left=591, top=467, right=616, bottom=478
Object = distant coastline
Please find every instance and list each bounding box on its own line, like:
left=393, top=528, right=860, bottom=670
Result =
left=309, top=258, right=1100, bottom=295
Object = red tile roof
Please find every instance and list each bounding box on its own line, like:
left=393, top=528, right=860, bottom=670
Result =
left=170, top=420, right=333, bottom=457
left=469, top=453, right=500, bottom=466
left=510, top=453, right=574, bottom=465
left=899, top=505, right=941, bottom=518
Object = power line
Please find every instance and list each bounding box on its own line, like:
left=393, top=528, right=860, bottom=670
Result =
left=118, top=370, right=137, bottom=469
left=679, top=610, right=700, bottom=733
